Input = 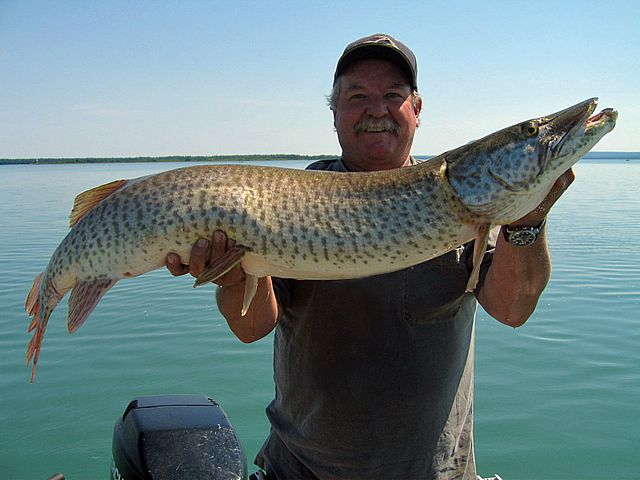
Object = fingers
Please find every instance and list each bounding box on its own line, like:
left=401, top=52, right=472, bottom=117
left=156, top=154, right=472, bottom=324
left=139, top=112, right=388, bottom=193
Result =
left=166, top=252, right=190, bottom=276
left=211, top=230, right=231, bottom=262
left=165, top=230, right=245, bottom=285
left=189, top=238, right=212, bottom=277
left=165, top=236, right=215, bottom=277
left=212, top=231, right=245, bottom=286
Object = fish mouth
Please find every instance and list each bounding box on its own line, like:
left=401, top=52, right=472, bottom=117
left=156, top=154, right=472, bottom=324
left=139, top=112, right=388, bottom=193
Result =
left=585, top=107, right=618, bottom=129
left=549, top=97, right=598, bottom=152
left=550, top=98, right=618, bottom=156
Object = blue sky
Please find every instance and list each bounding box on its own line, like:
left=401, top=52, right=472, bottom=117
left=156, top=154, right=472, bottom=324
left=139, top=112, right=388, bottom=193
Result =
left=1, top=0, right=638, bottom=157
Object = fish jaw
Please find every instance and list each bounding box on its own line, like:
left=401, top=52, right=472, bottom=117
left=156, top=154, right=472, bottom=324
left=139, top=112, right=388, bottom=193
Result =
left=444, top=98, right=617, bottom=224
left=552, top=102, right=618, bottom=167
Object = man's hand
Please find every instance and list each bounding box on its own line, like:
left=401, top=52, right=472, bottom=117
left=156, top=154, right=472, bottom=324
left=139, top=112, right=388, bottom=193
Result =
left=479, top=168, right=576, bottom=327
left=166, top=230, right=279, bottom=342
left=166, top=230, right=246, bottom=286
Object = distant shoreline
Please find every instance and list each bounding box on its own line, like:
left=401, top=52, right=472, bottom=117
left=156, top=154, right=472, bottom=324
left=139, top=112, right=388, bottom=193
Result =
left=0, top=152, right=638, bottom=165
left=0, top=154, right=337, bottom=166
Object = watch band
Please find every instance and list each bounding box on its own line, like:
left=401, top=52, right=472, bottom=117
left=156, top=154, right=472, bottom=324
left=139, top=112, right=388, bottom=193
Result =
left=502, top=218, right=546, bottom=247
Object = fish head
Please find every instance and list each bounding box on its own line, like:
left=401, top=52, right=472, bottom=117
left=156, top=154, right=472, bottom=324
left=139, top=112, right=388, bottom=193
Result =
left=444, top=98, right=618, bottom=223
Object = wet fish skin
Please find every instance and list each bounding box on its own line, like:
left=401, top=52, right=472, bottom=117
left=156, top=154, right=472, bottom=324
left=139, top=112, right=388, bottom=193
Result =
left=25, top=98, right=617, bottom=381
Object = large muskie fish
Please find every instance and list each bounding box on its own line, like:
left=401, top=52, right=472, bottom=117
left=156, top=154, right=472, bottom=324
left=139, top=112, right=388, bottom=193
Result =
left=25, top=98, right=617, bottom=381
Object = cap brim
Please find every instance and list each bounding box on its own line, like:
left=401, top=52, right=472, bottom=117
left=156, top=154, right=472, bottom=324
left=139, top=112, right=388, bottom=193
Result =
left=334, top=45, right=417, bottom=89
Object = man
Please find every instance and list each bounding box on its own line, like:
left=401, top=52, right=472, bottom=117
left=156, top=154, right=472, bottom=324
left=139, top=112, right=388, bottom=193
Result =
left=167, top=34, right=574, bottom=479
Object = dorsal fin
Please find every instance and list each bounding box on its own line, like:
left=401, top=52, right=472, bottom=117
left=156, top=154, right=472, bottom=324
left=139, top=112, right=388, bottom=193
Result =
left=69, top=179, right=128, bottom=227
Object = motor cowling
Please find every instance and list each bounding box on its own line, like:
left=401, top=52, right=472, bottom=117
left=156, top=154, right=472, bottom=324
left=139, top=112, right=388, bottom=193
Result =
left=111, top=394, right=247, bottom=480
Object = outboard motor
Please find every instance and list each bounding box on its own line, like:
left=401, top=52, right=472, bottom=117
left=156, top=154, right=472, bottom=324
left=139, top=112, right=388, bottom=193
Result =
left=111, top=394, right=248, bottom=480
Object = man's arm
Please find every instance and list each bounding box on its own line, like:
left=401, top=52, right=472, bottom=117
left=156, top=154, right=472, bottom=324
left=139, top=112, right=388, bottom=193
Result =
left=166, top=230, right=279, bottom=343
left=476, top=169, right=575, bottom=327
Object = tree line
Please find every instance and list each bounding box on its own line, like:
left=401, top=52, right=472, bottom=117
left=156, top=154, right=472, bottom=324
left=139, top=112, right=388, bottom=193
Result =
left=0, top=154, right=336, bottom=165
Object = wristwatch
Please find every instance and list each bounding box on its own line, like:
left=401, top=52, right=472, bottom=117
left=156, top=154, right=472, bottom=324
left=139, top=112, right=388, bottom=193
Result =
left=502, top=218, right=546, bottom=247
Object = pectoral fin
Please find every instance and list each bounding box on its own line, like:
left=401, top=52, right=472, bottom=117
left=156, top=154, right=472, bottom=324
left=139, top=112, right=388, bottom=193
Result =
left=67, top=278, right=118, bottom=333
left=193, top=245, right=247, bottom=287
left=242, top=274, right=259, bottom=316
left=466, top=223, right=492, bottom=292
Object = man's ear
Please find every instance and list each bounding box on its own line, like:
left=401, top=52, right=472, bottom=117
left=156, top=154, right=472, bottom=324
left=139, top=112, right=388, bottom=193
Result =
left=414, top=96, right=423, bottom=127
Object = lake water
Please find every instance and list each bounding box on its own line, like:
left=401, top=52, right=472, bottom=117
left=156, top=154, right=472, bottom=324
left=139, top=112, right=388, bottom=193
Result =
left=1, top=156, right=638, bottom=479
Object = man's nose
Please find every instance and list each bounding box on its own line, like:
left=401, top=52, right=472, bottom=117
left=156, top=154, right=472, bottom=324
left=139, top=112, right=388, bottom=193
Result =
left=365, top=96, right=388, bottom=117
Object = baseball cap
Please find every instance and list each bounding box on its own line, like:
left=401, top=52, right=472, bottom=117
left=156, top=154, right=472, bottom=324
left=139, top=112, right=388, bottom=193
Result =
left=333, top=33, right=418, bottom=90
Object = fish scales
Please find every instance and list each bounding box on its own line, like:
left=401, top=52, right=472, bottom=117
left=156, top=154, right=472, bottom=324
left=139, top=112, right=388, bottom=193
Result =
left=44, top=162, right=457, bottom=290
left=25, top=98, right=617, bottom=381
left=194, top=162, right=460, bottom=277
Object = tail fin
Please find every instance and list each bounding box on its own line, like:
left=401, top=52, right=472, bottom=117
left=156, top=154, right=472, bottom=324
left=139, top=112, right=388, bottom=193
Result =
left=25, top=273, right=61, bottom=383
left=26, top=311, right=50, bottom=383
left=25, top=272, right=43, bottom=317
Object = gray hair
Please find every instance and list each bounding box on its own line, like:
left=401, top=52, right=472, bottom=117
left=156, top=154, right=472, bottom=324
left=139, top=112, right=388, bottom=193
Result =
left=326, top=78, right=421, bottom=111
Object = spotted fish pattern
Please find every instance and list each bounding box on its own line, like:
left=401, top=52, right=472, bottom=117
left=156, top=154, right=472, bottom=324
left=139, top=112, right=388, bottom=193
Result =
left=25, top=98, right=617, bottom=381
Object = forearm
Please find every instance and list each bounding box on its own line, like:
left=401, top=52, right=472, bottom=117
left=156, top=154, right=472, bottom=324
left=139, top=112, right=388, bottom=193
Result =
left=216, top=276, right=279, bottom=343
left=478, top=227, right=551, bottom=327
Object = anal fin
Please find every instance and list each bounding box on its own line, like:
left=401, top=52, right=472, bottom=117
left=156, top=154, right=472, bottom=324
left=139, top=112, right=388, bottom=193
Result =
left=242, top=274, right=259, bottom=316
left=67, top=278, right=118, bottom=333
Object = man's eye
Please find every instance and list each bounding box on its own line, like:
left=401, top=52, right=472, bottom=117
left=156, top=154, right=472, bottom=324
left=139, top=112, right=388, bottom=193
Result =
left=385, top=92, right=403, bottom=99
left=349, top=94, right=366, bottom=101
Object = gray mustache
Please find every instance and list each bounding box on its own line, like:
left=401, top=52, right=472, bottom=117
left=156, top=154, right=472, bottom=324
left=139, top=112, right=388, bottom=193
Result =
left=353, top=117, right=400, bottom=135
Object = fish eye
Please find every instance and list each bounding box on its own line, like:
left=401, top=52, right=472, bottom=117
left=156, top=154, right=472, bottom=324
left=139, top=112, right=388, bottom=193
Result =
left=522, top=123, right=539, bottom=137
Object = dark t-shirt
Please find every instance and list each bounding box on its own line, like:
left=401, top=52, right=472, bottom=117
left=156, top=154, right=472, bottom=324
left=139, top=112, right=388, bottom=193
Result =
left=255, top=158, right=494, bottom=479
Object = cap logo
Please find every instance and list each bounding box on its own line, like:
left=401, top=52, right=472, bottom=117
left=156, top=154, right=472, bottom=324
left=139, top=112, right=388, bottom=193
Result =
left=367, top=35, right=397, bottom=48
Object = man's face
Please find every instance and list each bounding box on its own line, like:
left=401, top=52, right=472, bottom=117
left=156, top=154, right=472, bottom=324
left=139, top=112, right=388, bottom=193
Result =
left=333, top=58, right=421, bottom=172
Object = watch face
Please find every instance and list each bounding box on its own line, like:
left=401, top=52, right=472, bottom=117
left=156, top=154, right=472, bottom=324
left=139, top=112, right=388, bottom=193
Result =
left=508, top=229, right=537, bottom=247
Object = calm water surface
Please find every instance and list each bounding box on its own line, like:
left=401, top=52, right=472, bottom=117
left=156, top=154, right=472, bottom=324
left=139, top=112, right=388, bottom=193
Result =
left=1, top=158, right=638, bottom=479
